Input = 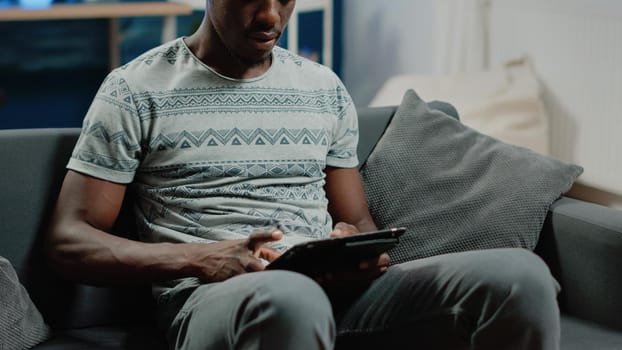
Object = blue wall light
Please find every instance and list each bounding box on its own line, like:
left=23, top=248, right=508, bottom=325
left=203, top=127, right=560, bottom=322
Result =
left=19, top=0, right=53, bottom=9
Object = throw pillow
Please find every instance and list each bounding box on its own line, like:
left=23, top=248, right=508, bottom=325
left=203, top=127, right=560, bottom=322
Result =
left=0, top=256, right=51, bottom=349
left=361, top=89, right=583, bottom=264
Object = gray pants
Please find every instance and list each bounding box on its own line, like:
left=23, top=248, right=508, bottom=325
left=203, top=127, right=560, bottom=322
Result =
left=157, top=248, right=560, bottom=350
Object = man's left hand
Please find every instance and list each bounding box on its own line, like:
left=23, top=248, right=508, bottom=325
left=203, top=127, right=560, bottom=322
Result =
left=319, top=222, right=391, bottom=294
left=329, top=221, right=359, bottom=238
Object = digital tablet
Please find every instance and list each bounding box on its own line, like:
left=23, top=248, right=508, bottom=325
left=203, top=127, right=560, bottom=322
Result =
left=266, top=227, right=406, bottom=276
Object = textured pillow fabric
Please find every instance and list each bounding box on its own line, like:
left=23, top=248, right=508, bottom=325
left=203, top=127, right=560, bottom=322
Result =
left=361, top=90, right=583, bottom=265
left=0, top=256, right=51, bottom=350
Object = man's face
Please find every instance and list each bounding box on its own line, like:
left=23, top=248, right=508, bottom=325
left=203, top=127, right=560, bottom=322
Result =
left=208, top=0, right=296, bottom=65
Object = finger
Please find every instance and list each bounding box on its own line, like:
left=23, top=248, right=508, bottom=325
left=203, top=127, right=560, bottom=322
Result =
left=330, top=222, right=358, bottom=238
left=257, top=246, right=282, bottom=262
left=244, top=257, right=266, bottom=272
left=359, top=253, right=391, bottom=270
left=248, top=229, right=283, bottom=251
left=379, top=253, right=390, bottom=266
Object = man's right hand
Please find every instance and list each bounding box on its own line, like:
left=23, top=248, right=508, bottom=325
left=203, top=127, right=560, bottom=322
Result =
left=185, top=229, right=283, bottom=283
left=46, top=170, right=285, bottom=287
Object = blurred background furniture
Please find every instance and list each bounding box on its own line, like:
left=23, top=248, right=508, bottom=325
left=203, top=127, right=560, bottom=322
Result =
left=0, top=2, right=192, bottom=69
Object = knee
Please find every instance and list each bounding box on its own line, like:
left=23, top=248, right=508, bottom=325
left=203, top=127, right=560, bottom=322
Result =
left=478, top=249, right=560, bottom=324
left=492, top=249, right=558, bottom=301
left=255, top=270, right=333, bottom=319
left=241, top=271, right=335, bottom=348
left=166, top=272, right=335, bottom=350
left=240, top=271, right=335, bottom=335
left=465, top=249, right=560, bottom=348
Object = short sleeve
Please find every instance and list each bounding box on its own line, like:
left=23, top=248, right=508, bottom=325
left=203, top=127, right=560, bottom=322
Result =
left=326, top=77, right=359, bottom=168
left=67, top=71, right=143, bottom=184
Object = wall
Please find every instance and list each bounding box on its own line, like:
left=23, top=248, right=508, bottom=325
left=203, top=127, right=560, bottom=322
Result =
left=488, top=0, right=622, bottom=205
left=341, top=0, right=622, bottom=208
left=342, top=0, right=436, bottom=106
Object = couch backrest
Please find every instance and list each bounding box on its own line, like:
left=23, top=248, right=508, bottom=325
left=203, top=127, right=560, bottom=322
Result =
left=355, top=101, right=459, bottom=169
left=356, top=106, right=396, bottom=168
left=0, top=128, right=153, bottom=329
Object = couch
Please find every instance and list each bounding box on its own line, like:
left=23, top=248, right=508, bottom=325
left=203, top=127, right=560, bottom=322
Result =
left=1, top=105, right=622, bottom=349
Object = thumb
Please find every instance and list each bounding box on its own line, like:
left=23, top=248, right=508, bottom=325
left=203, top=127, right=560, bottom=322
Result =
left=330, top=222, right=358, bottom=237
left=248, top=229, right=283, bottom=252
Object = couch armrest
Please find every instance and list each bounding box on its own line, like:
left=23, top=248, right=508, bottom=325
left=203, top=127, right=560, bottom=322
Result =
left=535, top=196, right=622, bottom=331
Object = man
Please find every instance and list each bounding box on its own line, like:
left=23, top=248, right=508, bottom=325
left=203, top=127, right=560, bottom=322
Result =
left=46, top=0, right=561, bottom=349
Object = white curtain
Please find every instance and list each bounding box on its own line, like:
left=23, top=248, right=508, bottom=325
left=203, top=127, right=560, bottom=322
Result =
left=434, top=0, right=490, bottom=74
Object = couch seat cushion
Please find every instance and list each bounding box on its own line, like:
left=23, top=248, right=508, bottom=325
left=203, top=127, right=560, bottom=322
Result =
left=32, top=324, right=167, bottom=350
left=561, top=316, right=622, bottom=350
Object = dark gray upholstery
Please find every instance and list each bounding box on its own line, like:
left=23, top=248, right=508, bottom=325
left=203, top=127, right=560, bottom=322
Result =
left=0, top=129, right=164, bottom=349
left=1, top=105, right=621, bottom=349
left=537, top=197, right=622, bottom=331
left=560, top=316, right=622, bottom=350
left=356, top=100, right=456, bottom=169
left=32, top=325, right=166, bottom=350
left=0, top=256, right=51, bottom=348
left=362, top=91, right=582, bottom=263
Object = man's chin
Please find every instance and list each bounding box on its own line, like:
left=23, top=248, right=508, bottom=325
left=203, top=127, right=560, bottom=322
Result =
left=237, top=50, right=273, bottom=67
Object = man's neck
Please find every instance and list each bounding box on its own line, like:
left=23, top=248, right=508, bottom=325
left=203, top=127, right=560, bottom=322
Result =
left=185, top=24, right=272, bottom=80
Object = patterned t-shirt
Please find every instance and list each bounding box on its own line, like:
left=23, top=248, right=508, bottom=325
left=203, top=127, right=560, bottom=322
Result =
left=67, top=38, right=359, bottom=252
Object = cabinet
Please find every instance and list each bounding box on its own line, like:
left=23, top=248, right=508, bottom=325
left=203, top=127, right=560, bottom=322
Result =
left=287, top=0, right=334, bottom=68
left=0, top=2, right=192, bottom=69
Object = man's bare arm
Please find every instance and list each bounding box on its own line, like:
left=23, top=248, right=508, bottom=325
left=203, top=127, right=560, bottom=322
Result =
left=45, top=170, right=281, bottom=286
left=320, top=166, right=389, bottom=292
left=324, top=166, right=389, bottom=269
left=324, top=166, right=377, bottom=233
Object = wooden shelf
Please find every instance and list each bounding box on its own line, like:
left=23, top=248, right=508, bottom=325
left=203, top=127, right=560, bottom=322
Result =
left=0, top=2, right=192, bottom=21
left=0, top=2, right=194, bottom=69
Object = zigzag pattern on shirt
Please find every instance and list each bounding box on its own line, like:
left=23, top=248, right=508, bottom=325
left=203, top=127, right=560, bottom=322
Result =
left=146, top=203, right=169, bottom=221
left=179, top=207, right=204, bottom=223
left=132, top=86, right=351, bottom=120
left=273, top=46, right=305, bottom=66
left=343, top=128, right=358, bottom=137
left=246, top=207, right=313, bottom=224
left=72, top=150, right=139, bottom=173
left=94, top=74, right=137, bottom=116
left=326, top=128, right=358, bottom=160
left=149, top=182, right=325, bottom=202
left=147, top=160, right=324, bottom=179
left=147, top=127, right=329, bottom=151
left=231, top=222, right=325, bottom=240
left=237, top=207, right=327, bottom=238
left=125, top=43, right=192, bottom=67
left=150, top=206, right=326, bottom=241
left=328, top=148, right=357, bottom=160
left=137, top=203, right=329, bottom=243
left=86, top=122, right=141, bottom=152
